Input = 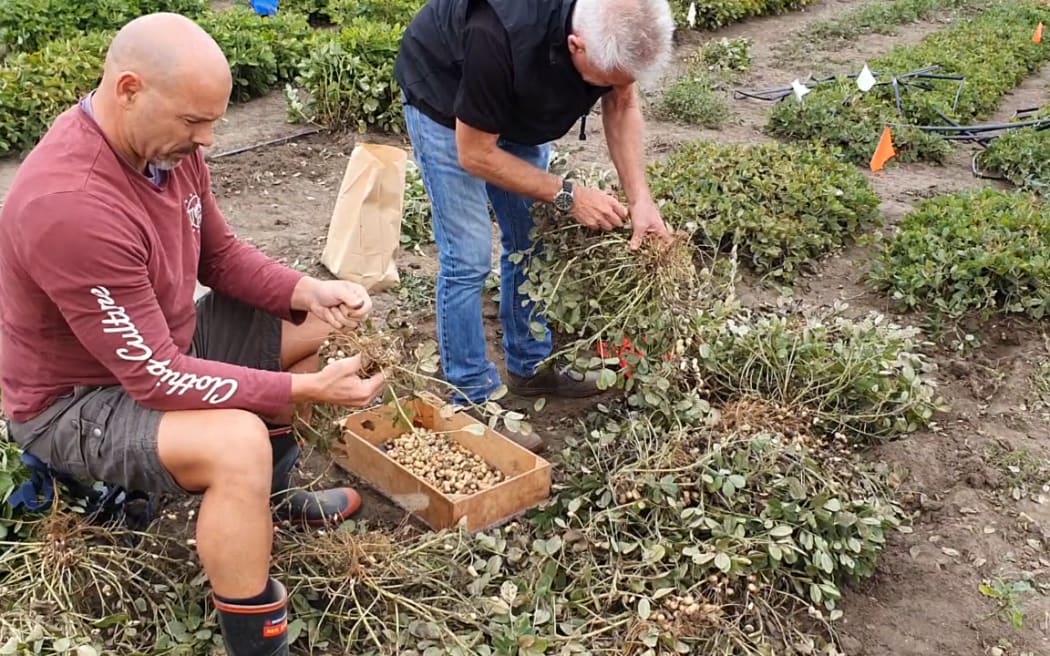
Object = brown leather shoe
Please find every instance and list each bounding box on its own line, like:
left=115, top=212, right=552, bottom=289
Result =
left=455, top=404, right=547, bottom=453
left=499, top=423, right=546, bottom=453
left=506, top=365, right=604, bottom=399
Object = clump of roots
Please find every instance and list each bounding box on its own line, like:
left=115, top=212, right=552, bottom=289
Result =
left=638, top=230, right=696, bottom=285
left=718, top=396, right=813, bottom=441
left=0, top=509, right=189, bottom=623
left=320, top=325, right=405, bottom=378
left=717, top=396, right=855, bottom=465
left=275, top=523, right=403, bottom=581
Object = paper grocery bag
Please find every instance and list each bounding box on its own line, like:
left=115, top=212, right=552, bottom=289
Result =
left=320, top=143, right=408, bottom=292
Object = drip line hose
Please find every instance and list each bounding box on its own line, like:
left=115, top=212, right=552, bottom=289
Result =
left=740, top=63, right=1048, bottom=144
left=734, top=65, right=961, bottom=107
left=205, top=127, right=322, bottom=160
left=971, top=150, right=1003, bottom=180
left=929, top=110, right=987, bottom=147
left=1014, top=106, right=1042, bottom=119
left=906, top=117, right=1050, bottom=136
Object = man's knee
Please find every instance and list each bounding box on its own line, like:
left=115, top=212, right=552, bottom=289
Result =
left=157, top=409, right=273, bottom=494
left=439, top=239, right=493, bottom=284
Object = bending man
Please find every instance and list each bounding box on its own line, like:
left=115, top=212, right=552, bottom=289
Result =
left=394, top=0, right=676, bottom=451
left=0, top=13, right=385, bottom=656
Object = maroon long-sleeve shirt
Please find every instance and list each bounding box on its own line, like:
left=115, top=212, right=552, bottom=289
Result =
left=0, top=102, right=307, bottom=422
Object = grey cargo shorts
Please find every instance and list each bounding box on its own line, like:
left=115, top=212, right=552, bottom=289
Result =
left=7, top=292, right=283, bottom=496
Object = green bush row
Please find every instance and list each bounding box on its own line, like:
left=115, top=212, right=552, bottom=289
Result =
left=647, top=140, right=882, bottom=280
left=0, top=8, right=312, bottom=157
left=278, top=0, right=424, bottom=25
left=767, top=1, right=1050, bottom=165
left=0, top=0, right=424, bottom=152
left=795, top=0, right=985, bottom=44
left=668, top=0, right=815, bottom=31
left=0, top=32, right=110, bottom=156
left=0, top=0, right=208, bottom=58
left=869, top=188, right=1050, bottom=319
left=198, top=7, right=314, bottom=103
left=286, top=18, right=405, bottom=134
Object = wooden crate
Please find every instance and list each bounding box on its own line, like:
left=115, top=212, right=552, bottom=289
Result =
left=331, top=394, right=553, bottom=532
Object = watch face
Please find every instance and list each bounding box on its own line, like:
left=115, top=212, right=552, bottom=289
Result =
left=555, top=192, right=572, bottom=211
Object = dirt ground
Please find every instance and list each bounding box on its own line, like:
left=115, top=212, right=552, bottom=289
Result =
left=3, top=0, right=1050, bottom=653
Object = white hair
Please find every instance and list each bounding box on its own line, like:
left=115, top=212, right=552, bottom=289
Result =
left=571, top=0, right=675, bottom=86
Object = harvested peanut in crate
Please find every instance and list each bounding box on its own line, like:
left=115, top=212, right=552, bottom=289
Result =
left=383, top=426, right=505, bottom=496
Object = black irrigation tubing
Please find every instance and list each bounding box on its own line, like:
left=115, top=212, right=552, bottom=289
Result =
left=970, top=150, right=1003, bottom=181
left=909, top=117, right=1050, bottom=134
left=733, top=74, right=835, bottom=101
left=734, top=65, right=962, bottom=105
left=205, top=127, right=322, bottom=160
left=1014, top=106, right=1043, bottom=119
left=930, top=110, right=988, bottom=147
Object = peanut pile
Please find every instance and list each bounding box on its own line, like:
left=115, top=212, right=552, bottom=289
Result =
left=384, top=426, right=505, bottom=496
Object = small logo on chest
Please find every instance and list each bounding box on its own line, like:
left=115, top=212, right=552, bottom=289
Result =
left=184, top=193, right=202, bottom=231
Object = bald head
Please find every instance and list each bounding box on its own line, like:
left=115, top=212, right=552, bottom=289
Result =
left=104, top=12, right=231, bottom=89
left=91, top=13, right=232, bottom=173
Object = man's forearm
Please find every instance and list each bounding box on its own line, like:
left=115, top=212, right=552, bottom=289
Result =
left=456, top=123, right=563, bottom=203
left=290, top=371, right=322, bottom=403
left=602, top=86, right=652, bottom=205
left=291, top=276, right=320, bottom=312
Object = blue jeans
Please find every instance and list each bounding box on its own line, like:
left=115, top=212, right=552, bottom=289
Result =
left=403, top=103, right=553, bottom=404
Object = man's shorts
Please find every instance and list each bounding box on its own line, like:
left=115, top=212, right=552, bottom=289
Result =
left=6, top=292, right=283, bottom=496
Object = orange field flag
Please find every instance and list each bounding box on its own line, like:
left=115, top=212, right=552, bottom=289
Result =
left=870, top=126, right=897, bottom=172
left=1035, top=22, right=1044, bottom=44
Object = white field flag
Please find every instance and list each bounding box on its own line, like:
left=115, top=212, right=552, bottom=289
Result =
left=687, top=2, right=696, bottom=28
left=791, top=79, right=811, bottom=101
left=857, top=63, right=876, bottom=92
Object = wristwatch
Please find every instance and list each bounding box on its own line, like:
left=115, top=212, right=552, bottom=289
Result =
left=553, top=178, right=574, bottom=213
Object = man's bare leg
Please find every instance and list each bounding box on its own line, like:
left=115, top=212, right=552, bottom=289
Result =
left=157, top=408, right=292, bottom=656
left=156, top=409, right=273, bottom=599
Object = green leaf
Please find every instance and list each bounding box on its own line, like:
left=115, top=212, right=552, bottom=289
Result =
left=714, top=551, right=732, bottom=573
left=287, top=618, right=306, bottom=643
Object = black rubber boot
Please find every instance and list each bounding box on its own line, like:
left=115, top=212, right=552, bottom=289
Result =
left=269, top=428, right=362, bottom=528
left=214, top=578, right=290, bottom=656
